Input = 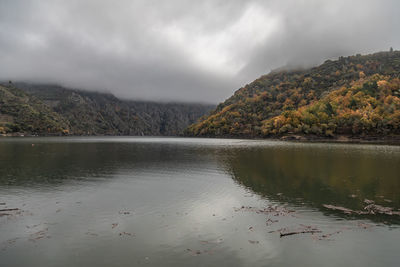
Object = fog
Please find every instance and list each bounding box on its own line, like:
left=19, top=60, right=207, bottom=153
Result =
left=0, top=0, right=399, bottom=103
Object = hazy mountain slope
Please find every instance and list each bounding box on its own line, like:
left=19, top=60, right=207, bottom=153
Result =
left=0, top=83, right=214, bottom=136
left=185, top=51, right=400, bottom=138
left=0, top=84, right=69, bottom=135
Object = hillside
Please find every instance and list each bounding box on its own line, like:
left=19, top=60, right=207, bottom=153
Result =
left=185, top=50, right=400, bottom=139
left=0, top=84, right=69, bottom=135
left=0, top=83, right=214, bottom=136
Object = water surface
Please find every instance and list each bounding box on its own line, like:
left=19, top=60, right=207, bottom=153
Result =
left=1, top=137, right=400, bottom=266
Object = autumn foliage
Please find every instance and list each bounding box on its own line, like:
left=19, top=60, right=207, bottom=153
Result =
left=185, top=51, right=400, bottom=138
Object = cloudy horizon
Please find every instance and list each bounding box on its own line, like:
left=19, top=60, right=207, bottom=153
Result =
left=1, top=0, right=399, bottom=103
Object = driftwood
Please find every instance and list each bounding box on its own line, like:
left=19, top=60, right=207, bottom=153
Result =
left=0, top=208, right=19, bottom=212
left=280, top=230, right=322, bottom=237
left=323, top=201, right=400, bottom=216
left=322, top=205, right=353, bottom=214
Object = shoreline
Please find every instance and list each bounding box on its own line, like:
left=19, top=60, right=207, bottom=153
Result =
left=2, top=133, right=400, bottom=146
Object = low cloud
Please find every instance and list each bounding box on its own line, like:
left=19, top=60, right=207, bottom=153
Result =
left=0, top=0, right=399, bottom=103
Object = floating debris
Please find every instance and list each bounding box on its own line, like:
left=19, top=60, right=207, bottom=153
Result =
left=6, top=238, right=19, bottom=245
left=234, top=205, right=295, bottom=216
left=85, top=232, right=98, bottom=237
left=1, top=237, right=20, bottom=251
left=357, top=222, right=373, bottom=229
left=29, top=228, right=50, bottom=242
left=280, top=225, right=322, bottom=238
left=0, top=208, right=23, bottom=218
left=364, top=204, right=400, bottom=215
left=0, top=208, right=19, bottom=212
left=364, top=199, right=375, bottom=205
left=248, top=240, right=260, bottom=244
left=118, top=211, right=131, bottom=215
left=278, top=225, right=322, bottom=238
left=112, top=223, right=119, bottom=229
left=315, top=230, right=343, bottom=240
left=266, top=218, right=278, bottom=226
left=280, top=229, right=322, bottom=237
left=323, top=202, right=400, bottom=216
left=322, top=205, right=353, bottom=214
left=26, top=223, right=41, bottom=229
left=200, top=238, right=223, bottom=245
left=119, top=232, right=134, bottom=237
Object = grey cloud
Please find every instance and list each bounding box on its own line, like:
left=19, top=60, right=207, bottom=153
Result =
left=0, top=0, right=399, bottom=103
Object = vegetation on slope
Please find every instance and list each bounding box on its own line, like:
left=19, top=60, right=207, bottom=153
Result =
left=0, top=84, right=69, bottom=135
left=261, top=75, right=400, bottom=136
left=0, top=83, right=214, bottom=136
left=185, top=50, right=400, bottom=138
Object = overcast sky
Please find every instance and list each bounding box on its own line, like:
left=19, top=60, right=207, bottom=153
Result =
left=1, top=0, right=399, bottom=103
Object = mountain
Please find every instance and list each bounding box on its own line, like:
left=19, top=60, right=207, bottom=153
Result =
left=185, top=50, right=400, bottom=139
left=0, top=84, right=69, bottom=135
left=0, top=83, right=214, bottom=136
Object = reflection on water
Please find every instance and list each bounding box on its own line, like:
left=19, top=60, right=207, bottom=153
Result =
left=223, top=143, right=400, bottom=223
left=1, top=137, right=400, bottom=267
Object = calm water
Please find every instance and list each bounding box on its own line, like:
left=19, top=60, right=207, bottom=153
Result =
left=1, top=137, right=400, bottom=267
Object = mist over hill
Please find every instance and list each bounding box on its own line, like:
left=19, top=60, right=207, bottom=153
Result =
left=0, top=83, right=214, bottom=136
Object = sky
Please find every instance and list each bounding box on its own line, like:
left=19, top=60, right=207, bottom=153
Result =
left=0, top=0, right=399, bottom=103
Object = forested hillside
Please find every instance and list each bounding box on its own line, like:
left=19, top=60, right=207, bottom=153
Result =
left=0, top=84, right=69, bottom=135
left=0, top=83, right=214, bottom=136
left=185, top=50, right=400, bottom=139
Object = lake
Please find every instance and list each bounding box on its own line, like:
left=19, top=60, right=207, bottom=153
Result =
left=1, top=137, right=400, bottom=266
